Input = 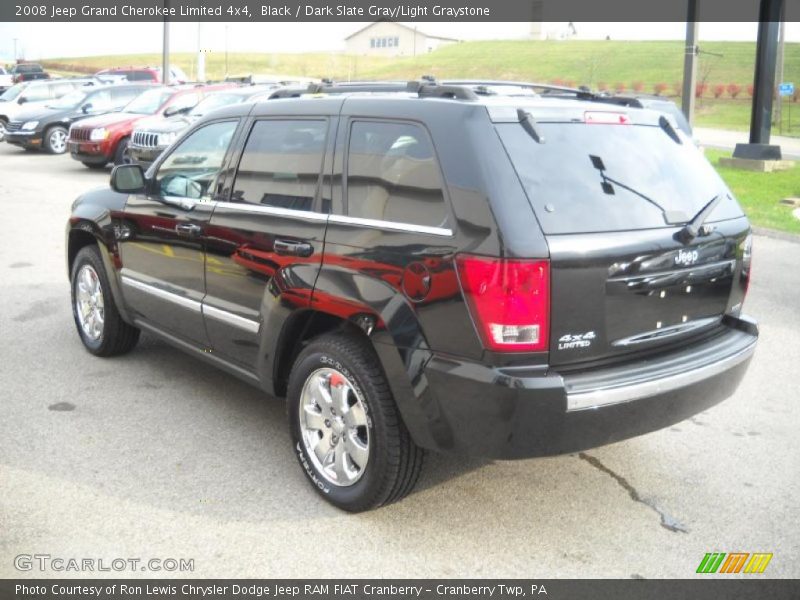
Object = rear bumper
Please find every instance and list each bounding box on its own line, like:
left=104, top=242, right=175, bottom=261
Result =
left=397, top=315, right=757, bottom=459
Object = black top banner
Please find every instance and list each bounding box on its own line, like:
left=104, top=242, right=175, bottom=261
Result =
left=3, top=0, right=800, bottom=22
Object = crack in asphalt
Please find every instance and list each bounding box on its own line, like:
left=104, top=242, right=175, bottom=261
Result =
left=578, top=452, right=689, bottom=534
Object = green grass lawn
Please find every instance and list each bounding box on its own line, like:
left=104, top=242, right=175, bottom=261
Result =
left=41, top=40, right=800, bottom=136
left=706, top=149, right=800, bottom=234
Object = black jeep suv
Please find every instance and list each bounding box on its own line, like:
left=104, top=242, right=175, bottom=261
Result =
left=66, top=80, right=757, bottom=512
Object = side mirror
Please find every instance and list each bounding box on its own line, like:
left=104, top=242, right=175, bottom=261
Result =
left=18, top=96, right=27, bottom=105
left=81, top=102, right=93, bottom=114
left=110, top=164, right=145, bottom=193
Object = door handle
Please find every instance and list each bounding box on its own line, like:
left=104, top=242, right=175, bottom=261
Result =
left=175, top=223, right=202, bottom=237
left=274, top=240, right=314, bottom=257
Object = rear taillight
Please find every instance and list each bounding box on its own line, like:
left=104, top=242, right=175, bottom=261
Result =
left=456, top=255, right=550, bottom=352
left=742, top=233, right=753, bottom=301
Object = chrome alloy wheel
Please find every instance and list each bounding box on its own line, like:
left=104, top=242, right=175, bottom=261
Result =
left=50, top=128, right=67, bottom=153
left=75, top=265, right=105, bottom=341
left=299, top=368, right=370, bottom=487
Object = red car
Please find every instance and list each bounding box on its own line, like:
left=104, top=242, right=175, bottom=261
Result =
left=67, top=85, right=227, bottom=168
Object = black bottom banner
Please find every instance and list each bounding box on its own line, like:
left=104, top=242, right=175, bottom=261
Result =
left=2, top=580, right=800, bottom=600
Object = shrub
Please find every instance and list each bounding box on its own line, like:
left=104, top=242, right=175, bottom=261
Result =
left=673, top=81, right=683, bottom=96
left=614, top=82, right=626, bottom=93
left=597, top=81, right=608, bottom=91
left=565, top=80, right=576, bottom=88
left=632, top=81, right=645, bottom=92
left=747, top=84, right=755, bottom=97
left=551, top=78, right=565, bottom=86
left=793, top=88, right=800, bottom=103
left=713, top=84, right=726, bottom=98
left=695, top=83, right=708, bottom=98
left=727, top=83, right=742, bottom=98
left=653, top=82, right=669, bottom=96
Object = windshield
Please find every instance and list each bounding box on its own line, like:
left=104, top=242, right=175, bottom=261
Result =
left=189, top=93, right=244, bottom=116
left=123, top=88, right=173, bottom=115
left=497, top=122, right=743, bottom=234
left=47, top=89, right=87, bottom=109
left=0, top=83, right=25, bottom=102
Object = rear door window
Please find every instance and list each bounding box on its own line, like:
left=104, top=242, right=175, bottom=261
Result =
left=231, top=119, right=327, bottom=211
left=346, top=121, right=449, bottom=229
left=497, top=122, right=743, bottom=234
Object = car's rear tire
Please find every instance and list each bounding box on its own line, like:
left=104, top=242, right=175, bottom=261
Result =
left=44, top=125, right=68, bottom=154
left=82, top=162, right=106, bottom=170
left=70, top=245, right=140, bottom=357
left=288, top=333, right=423, bottom=512
left=113, top=137, right=132, bottom=166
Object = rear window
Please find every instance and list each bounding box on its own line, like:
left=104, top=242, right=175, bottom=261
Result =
left=347, top=121, right=449, bottom=229
left=497, top=122, right=743, bottom=235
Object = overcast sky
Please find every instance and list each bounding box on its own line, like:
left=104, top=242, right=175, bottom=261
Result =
left=1, top=22, right=798, bottom=60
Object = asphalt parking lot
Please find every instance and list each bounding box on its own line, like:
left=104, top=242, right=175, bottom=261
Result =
left=0, top=142, right=798, bottom=579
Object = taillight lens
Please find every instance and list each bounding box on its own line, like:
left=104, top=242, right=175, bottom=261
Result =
left=456, top=255, right=550, bottom=352
left=742, top=233, right=753, bottom=300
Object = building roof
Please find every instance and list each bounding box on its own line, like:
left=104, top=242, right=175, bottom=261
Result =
left=345, top=21, right=459, bottom=42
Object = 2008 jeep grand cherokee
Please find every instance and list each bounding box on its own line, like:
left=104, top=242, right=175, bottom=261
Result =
left=66, top=80, right=758, bottom=511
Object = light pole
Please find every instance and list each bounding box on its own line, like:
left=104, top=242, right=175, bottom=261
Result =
left=224, top=25, right=229, bottom=77
left=162, top=0, right=170, bottom=84
left=13, top=38, right=18, bottom=62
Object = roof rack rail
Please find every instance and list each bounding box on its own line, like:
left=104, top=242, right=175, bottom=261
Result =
left=268, top=81, right=411, bottom=99
left=268, top=78, right=478, bottom=101
left=442, top=79, right=598, bottom=99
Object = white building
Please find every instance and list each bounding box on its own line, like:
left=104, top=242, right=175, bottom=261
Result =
left=345, top=22, right=459, bottom=57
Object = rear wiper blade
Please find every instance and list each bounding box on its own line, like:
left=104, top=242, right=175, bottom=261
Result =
left=677, top=194, right=723, bottom=243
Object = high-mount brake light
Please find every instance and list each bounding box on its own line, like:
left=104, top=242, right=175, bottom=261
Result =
left=456, top=255, right=550, bottom=352
left=584, top=111, right=631, bottom=125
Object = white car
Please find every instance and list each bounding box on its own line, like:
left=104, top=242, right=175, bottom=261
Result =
left=0, top=67, right=13, bottom=93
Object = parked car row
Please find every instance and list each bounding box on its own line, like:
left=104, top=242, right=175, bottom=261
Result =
left=1, top=78, right=283, bottom=166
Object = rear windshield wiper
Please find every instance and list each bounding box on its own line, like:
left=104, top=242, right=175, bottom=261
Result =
left=589, top=154, right=687, bottom=225
left=676, top=194, right=723, bottom=243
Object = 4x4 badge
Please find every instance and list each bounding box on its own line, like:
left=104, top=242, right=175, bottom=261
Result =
left=558, top=331, right=596, bottom=350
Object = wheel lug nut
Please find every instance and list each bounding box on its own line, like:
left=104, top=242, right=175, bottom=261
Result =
left=324, top=419, right=331, bottom=427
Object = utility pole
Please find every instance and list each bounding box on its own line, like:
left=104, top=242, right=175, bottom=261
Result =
left=162, top=0, right=170, bottom=84
left=196, top=22, right=205, bottom=82
left=13, top=38, right=18, bottom=62
left=681, top=0, right=699, bottom=126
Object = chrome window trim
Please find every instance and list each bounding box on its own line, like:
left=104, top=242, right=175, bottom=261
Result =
left=565, top=339, right=757, bottom=412
left=212, top=201, right=453, bottom=236
left=203, top=304, right=260, bottom=334
left=121, top=275, right=202, bottom=313
left=328, top=214, right=453, bottom=237
left=214, top=201, right=328, bottom=222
